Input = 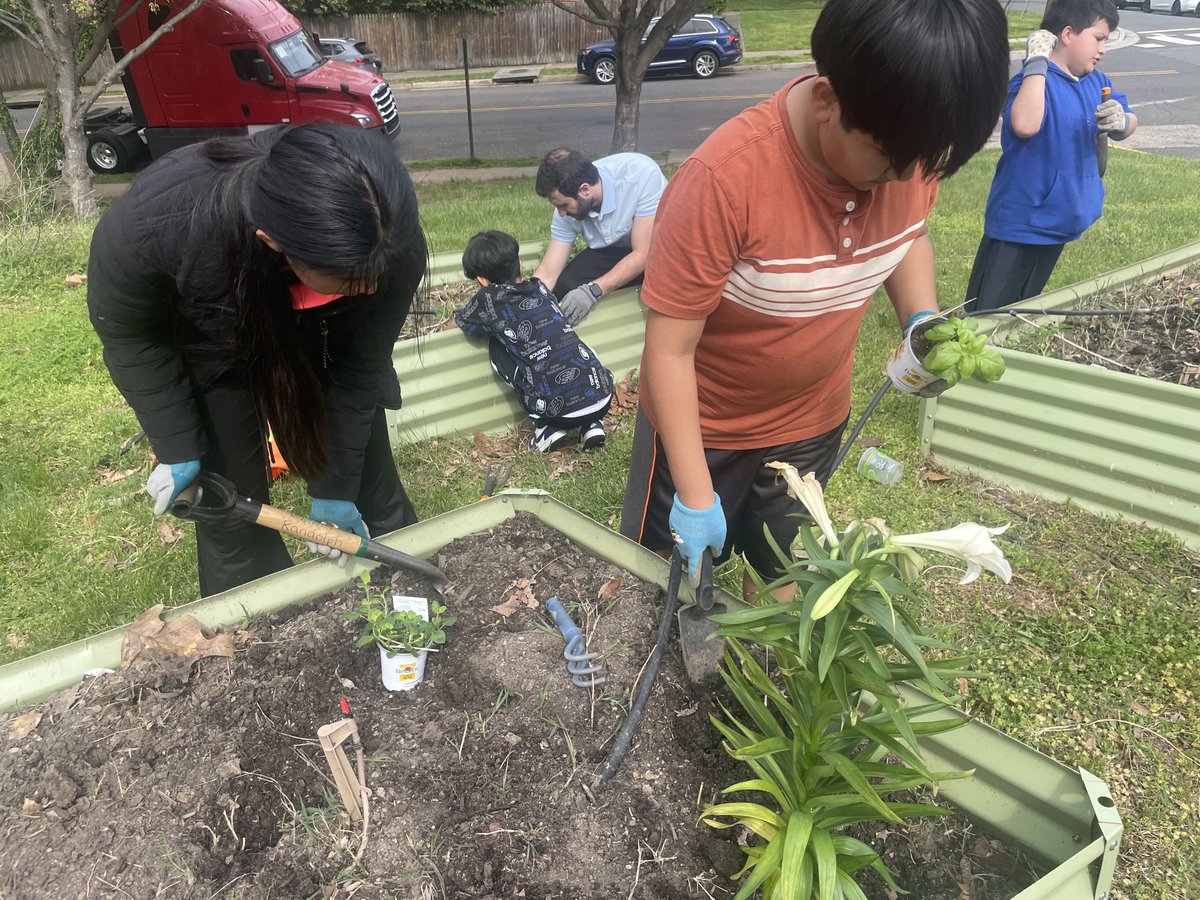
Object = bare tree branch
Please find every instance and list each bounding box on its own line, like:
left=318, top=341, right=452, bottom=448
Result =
left=548, top=0, right=613, bottom=30
left=81, top=0, right=206, bottom=113
left=0, top=11, right=43, bottom=50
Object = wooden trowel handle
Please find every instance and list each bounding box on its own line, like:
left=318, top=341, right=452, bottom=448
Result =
left=256, top=503, right=368, bottom=555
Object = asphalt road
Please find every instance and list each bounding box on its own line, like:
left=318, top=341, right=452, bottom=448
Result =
left=7, top=9, right=1200, bottom=161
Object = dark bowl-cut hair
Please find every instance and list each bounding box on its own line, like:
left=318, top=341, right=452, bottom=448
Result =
left=811, top=0, right=1010, bottom=179
left=463, top=230, right=522, bottom=284
left=1042, top=0, right=1119, bottom=36
left=535, top=148, right=600, bottom=199
left=197, top=123, right=427, bottom=479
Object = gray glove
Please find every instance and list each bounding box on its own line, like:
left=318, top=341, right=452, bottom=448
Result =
left=1095, top=98, right=1126, bottom=134
left=557, top=283, right=601, bottom=325
left=1024, top=29, right=1057, bottom=77
left=145, top=459, right=201, bottom=516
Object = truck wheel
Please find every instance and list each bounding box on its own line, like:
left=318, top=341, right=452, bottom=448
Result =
left=87, top=130, right=130, bottom=174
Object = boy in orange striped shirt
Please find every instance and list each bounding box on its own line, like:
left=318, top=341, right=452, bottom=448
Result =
left=620, top=0, right=1012, bottom=598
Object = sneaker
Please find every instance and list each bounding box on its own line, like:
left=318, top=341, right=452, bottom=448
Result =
left=580, top=421, right=606, bottom=451
left=530, top=425, right=573, bottom=453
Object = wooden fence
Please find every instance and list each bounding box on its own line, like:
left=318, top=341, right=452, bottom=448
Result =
left=0, top=3, right=608, bottom=90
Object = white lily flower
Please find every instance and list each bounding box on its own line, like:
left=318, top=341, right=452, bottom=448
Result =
left=892, top=523, right=1012, bottom=585
left=764, top=462, right=839, bottom=547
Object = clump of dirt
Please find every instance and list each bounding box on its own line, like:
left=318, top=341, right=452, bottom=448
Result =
left=0, top=514, right=1037, bottom=898
left=1015, top=269, right=1200, bottom=386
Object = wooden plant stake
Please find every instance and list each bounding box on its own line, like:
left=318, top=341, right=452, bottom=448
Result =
left=318, top=718, right=365, bottom=822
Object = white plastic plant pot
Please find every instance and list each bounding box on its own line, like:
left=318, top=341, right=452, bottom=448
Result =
left=378, top=595, right=430, bottom=692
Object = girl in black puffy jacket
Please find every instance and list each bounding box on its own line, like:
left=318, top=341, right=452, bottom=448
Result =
left=88, top=124, right=427, bottom=596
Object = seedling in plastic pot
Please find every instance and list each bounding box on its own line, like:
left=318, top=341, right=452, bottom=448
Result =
left=345, top=571, right=457, bottom=657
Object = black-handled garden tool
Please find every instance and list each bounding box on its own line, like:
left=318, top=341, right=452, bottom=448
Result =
left=597, top=547, right=716, bottom=784
left=170, top=472, right=446, bottom=588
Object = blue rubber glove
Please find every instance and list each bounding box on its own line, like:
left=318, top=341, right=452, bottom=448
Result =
left=307, top=498, right=369, bottom=569
left=902, top=309, right=941, bottom=335
left=145, top=459, right=201, bottom=516
left=669, top=493, right=726, bottom=586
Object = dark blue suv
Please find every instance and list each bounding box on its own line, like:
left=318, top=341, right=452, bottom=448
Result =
left=577, top=14, right=743, bottom=85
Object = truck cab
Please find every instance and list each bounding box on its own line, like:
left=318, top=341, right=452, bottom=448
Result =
left=87, top=0, right=399, bottom=173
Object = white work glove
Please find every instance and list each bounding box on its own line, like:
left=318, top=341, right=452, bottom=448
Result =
left=1095, top=98, right=1126, bottom=134
left=145, top=459, right=201, bottom=515
left=1023, top=29, right=1057, bottom=76
left=557, top=283, right=601, bottom=325
left=305, top=498, right=368, bottom=569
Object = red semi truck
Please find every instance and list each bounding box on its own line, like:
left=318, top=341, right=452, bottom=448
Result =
left=85, top=0, right=400, bottom=173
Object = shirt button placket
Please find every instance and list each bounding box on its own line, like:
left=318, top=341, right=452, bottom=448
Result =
left=838, top=200, right=857, bottom=258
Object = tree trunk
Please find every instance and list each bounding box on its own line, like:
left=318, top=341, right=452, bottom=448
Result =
left=0, top=88, right=20, bottom=159
left=56, top=72, right=95, bottom=218
left=611, top=59, right=645, bottom=153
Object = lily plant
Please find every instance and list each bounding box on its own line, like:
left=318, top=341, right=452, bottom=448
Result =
left=702, top=462, right=1012, bottom=900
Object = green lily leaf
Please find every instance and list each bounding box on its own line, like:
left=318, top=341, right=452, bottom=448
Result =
left=777, top=811, right=814, bottom=899
left=811, top=570, right=859, bottom=620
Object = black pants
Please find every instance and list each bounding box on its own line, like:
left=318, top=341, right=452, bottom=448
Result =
left=194, top=387, right=416, bottom=597
left=965, top=236, right=1065, bottom=313
left=555, top=245, right=640, bottom=299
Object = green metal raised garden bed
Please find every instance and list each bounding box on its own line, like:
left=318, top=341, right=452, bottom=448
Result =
left=0, top=491, right=1121, bottom=898
left=921, top=241, right=1200, bottom=549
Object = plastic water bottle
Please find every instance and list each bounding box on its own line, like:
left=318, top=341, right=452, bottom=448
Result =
left=857, top=448, right=904, bottom=486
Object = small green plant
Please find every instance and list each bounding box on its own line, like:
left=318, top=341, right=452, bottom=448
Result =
left=915, top=315, right=1006, bottom=386
left=345, top=571, right=456, bottom=657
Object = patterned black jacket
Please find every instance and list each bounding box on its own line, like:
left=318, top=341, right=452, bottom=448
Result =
left=454, top=279, right=613, bottom=419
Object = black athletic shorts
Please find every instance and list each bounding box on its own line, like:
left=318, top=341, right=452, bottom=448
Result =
left=619, top=405, right=847, bottom=578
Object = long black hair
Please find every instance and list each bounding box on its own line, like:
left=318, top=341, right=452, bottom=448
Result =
left=812, top=0, right=1011, bottom=179
left=198, top=124, right=427, bottom=479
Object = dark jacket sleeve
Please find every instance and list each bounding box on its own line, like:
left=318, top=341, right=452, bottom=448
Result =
left=305, top=258, right=422, bottom=500
left=86, top=185, right=209, bottom=464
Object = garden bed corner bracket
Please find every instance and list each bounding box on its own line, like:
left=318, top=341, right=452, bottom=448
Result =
left=1079, top=766, right=1122, bottom=899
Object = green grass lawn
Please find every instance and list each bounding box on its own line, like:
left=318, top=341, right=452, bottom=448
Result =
left=2, top=146, right=1199, bottom=896
left=734, top=0, right=1044, bottom=53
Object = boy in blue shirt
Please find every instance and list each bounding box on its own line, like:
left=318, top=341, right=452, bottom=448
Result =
left=966, top=0, right=1136, bottom=311
left=455, top=231, right=614, bottom=452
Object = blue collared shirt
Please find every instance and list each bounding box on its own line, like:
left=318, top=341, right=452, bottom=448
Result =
left=549, top=152, right=667, bottom=248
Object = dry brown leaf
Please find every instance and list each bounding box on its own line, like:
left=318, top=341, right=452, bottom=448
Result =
left=97, top=465, right=134, bottom=485
left=156, top=520, right=183, bottom=544
left=490, top=595, right=523, bottom=617
left=956, top=677, right=970, bottom=695
left=20, top=799, right=41, bottom=816
left=597, top=578, right=623, bottom=601
left=920, top=470, right=952, bottom=482
left=1130, top=700, right=1151, bottom=716
left=64, top=273, right=87, bottom=286
left=5, top=634, right=27, bottom=649
left=8, top=711, right=42, bottom=741
left=1083, top=734, right=1099, bottom=751
left=613, top=371, right=640, bottom=411
left=105, top=551, right=118, bottom=568
left=120, top=604, right=236, bottom=680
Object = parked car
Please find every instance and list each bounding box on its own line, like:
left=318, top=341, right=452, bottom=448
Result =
left=315, top=37, right=384, bottom=73
left=577, top=14, right=742, bottom=85
left=1132, top=0, right=1200, bottom=12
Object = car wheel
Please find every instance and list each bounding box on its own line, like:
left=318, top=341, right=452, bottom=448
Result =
left=1172, top=0, right=1181, bottom=12
left=592, top=56, right=616, bottom=85
left=86, top=131, right=128, bottom=174
left=1142, top=0, right=1151, bottom=11
left=692, top=50, right=719, bottom=79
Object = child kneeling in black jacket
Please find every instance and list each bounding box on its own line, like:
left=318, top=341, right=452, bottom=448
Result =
left=455, top=230, right=614, bottom=452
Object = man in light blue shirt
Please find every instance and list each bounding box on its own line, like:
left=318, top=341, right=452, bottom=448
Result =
left=531, top=147, right=667, bottom=325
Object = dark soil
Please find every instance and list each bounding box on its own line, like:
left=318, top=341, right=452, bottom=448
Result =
left=1021, top=270, right=1200, bottom=386
left=0, top=515, right=1037, bottom=899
